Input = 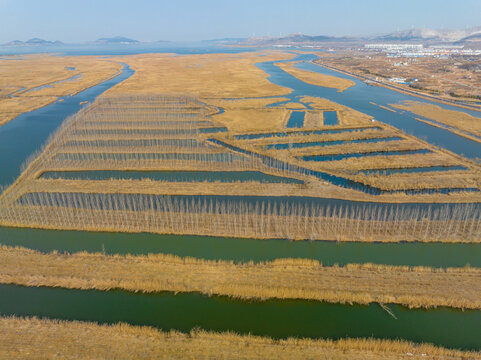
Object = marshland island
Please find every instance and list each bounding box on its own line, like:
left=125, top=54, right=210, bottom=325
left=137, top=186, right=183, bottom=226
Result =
left=1, top=44, right=481, bottom=359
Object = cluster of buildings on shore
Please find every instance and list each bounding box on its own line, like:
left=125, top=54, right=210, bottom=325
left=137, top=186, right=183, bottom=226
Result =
left=364, top=44, right=481, bottom=57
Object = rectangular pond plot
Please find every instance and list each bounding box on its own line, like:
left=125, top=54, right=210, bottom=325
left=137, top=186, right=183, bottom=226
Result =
left=265, top=136, right=402, bottom=150
left=286, top=111, right=305, bottom=128
left=73, top=129, right=201, bottom=136
left=356, top=165, right=469, bottom=176
left=62, top=139, right=203, bottom=148
left=323, top=111, right=338, bottom=126
left=300, top=149, right=431, bottom=162
left=72, top=127, right=227, bottom=136
left=234, top=126, right=383, bottom=140
left=39, top=170, right=304, bottom=184
left=82, top=120, right=213, bottom=127
left=53, top=152, right=248, bottom=162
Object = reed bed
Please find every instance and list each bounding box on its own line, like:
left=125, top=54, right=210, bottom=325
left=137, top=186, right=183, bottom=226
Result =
left=2, top=193, right=480, bottom=241
left=1, top=245, right=480, bottom=309
left=3, top=316, right=478, bottom=360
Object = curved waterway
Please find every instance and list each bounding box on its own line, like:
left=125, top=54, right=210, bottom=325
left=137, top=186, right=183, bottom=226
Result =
left=256, top=54, right=481, bottom=160
left=0, top=284, right=480, bottom=350
left=1, top=226, right=481, bottom=268
left=0, top=63, right=134, bottom=188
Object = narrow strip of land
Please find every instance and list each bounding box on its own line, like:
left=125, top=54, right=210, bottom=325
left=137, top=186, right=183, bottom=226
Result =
left=1, top=316, right=479, bottom=360
left=276, top=62, right=355, bottom=92
left=1, top=246, right=480, bottom=309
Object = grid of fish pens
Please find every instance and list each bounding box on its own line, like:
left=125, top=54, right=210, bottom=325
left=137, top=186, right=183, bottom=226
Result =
left=0, top=95, right=480, bottom=242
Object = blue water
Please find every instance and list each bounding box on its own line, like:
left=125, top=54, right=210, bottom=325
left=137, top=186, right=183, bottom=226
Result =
left=23, top=74, right=83, bottom=94
left=83, top=120, right=213, bottom=127
left=323, top=110, right=338, bottom=125
left=265, top=136, right=402, bottom=150
left=0, top=63, right=134, bottom=188
left=0, top=42, right=255, bottom=56
left=234, top=126, right=382, bottom=140
left=301, top=149, right=431, bottom=162
left=53, top=152, right=246, bottom=162
left=63, top=138, right=201, bottom=148
left=73, top=127, right=227, bottom=135
left=357, top=165, right=469, bottom=176
left=286, top=111, right=305, bottom=128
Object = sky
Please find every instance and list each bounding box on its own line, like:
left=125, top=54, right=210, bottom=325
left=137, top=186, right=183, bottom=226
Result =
left=0, top=0, right=480, bottom=43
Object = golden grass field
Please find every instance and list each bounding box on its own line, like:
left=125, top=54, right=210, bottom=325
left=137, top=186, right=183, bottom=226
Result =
left=391, top=100, right=481, bottom=141
left=2, top=316, right=479, bottom=360
left=1, top=245, right=480, bottom=309
left=107, top=51, right=294, bottom=99
left=275, top=61, right=356, bottom=92
left=0, top=54, right=123, bottom=126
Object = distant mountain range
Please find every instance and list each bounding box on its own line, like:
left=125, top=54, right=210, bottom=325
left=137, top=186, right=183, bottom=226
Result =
left=3, top=38, right=64, bottom=46
left=3, top=27, right=481, bottom=48
left=1, top=36, right=143, bottom=46
left=237, top=26, right=481, bottom=47
left=92, top=36, right=139, bottom=44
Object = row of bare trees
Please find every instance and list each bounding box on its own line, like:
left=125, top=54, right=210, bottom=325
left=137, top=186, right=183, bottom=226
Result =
left=2, top=191, right=479, bottom=242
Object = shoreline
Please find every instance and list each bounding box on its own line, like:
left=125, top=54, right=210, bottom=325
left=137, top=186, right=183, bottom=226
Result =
left=2, top=316, right=479, bottom=359
left=313, top=61, right=481, bottom=113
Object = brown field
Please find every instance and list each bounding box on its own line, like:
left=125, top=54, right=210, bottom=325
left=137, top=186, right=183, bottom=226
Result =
left=276, top=61, right=356, bottom=92
left=0, top=54, right=123, bottom=126
left=1, top=245, right=480, bottom=309
left=352, top=171, right=479, bottom=191
left=106, top=51, right=294, bottom=99
left=2, top=316, right=478, bottom=360
left=317, top=51, right=481, bottom=106
left=392, top=100, right=481, bottom=140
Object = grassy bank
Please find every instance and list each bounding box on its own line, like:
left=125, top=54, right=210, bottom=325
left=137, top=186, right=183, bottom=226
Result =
left=1, top=316, right=479, bottom=359
left=1, top=245, right=480, bottom=309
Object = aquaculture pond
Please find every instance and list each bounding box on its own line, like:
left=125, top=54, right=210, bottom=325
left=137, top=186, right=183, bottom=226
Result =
left=234, top=126, right=382, bottom=140
left=72, top=127, right=227, bottom=135
left=1, top=284, right=480, bottom=350
left=265, top=136, right=402, bottom=150
left=357, top=165, right=469, bottom=176
left=301, top=149, right=431, bottom=162
left=323, top=110, right=338, bottom=125
left=286, top=111, right=305, bottom=128
left=53, top=152, right=246, bottom=162
left=39, top=170, right=304, bottom=184
left=1, top=226, right=481, bottom=268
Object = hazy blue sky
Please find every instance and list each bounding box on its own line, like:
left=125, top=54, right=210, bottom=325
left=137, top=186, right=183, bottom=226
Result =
left=1, top=0, right=480, bottom=43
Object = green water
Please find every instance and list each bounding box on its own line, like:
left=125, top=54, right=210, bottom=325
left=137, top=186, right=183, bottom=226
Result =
left=1, top=284, right=480, bottom=350
left=1, top=226, right=480, bottom=267
left=39, top=170, right=303, bottom=184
